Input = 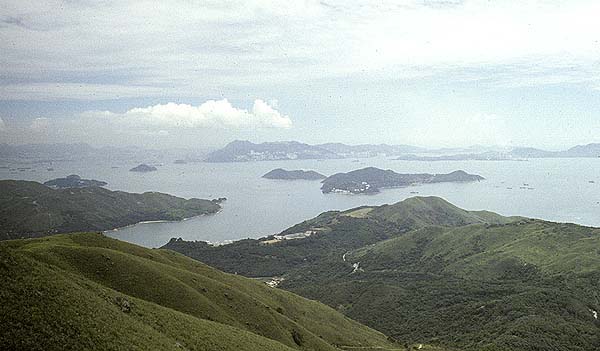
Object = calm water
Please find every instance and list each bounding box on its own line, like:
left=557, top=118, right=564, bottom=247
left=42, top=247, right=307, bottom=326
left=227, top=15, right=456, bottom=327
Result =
left=2, top=157, right=600, bottom=248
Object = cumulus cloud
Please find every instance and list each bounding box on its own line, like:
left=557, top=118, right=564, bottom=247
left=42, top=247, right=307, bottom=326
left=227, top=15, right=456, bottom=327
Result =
left=81, top=99, right=292, bottom=130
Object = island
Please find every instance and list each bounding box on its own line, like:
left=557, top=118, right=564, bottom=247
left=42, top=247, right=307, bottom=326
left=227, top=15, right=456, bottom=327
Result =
left=129, top=163, right=157, bottom=172
left=395, top=152, right=514, bottom=161
left=262, top=168, right=326, bottom=180
left=0, top=180, right=222, bottom=240
left=320, top=167, right=484, bottom=194
left=43, top=174, right=108, bottom=189
left=204, top=140, right=339, bottom=162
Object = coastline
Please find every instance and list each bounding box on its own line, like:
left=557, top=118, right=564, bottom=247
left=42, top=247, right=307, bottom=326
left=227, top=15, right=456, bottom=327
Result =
left=104, top=207, right=224, bottom=233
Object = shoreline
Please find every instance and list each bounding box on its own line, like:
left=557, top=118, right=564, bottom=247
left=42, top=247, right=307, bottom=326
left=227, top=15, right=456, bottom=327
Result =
left=104, top=207, right=224, bottom=233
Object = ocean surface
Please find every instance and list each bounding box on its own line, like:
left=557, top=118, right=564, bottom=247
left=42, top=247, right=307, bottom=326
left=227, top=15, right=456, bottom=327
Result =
left=2, top=157, right=600, bottom=248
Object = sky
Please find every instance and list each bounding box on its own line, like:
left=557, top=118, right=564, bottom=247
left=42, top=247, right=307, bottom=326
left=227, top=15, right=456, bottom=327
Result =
left=1, top=0, right=600, bottom=149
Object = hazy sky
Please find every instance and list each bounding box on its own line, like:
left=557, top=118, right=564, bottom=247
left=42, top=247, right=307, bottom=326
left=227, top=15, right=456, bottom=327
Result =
left=1, top=0, right=600, bottom=149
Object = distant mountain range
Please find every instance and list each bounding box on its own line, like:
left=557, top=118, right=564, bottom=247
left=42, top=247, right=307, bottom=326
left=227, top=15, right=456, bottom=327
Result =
left=204, top=140, right=339, bottom=162
left=204, top=140, right=600, bottom=162
left=0, top=143, right=212, bottom=164
left=2, top=141, right=600, bottom=164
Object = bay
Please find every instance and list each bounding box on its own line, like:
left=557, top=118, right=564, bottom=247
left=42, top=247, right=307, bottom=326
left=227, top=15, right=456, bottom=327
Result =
left=2, top=157, right=599, bottom=248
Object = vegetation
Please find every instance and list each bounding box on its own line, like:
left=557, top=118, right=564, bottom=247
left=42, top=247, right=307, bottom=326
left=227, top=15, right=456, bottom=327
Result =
left=166, top=197, right=600, bottom=350
left=321, top=168, right=484, bottom=194
left=129, top=164, right=158, bottom=172
left=0, top=232, right=402, bottom=351
left=0, top=180, right=221, bottom=240
left=43, top=174, right=108, bottom=188
left=263, top=168, right=326, bottom=180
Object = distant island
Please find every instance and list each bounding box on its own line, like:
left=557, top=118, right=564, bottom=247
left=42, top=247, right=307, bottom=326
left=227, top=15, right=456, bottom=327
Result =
left=43, top=174, right=108, bottom=189
left=395, top=152, right=514, bottom=161
left=262, top=168, right=326, bottom=180
left=321, top=167, right=484, bottom=194
left=202, top=140, right=600, bottom=163
left=204, top=140, right=339, bottom=162
left=129, top=163, right=157, bottom=172
left=0, top=180, right=222, bottom=240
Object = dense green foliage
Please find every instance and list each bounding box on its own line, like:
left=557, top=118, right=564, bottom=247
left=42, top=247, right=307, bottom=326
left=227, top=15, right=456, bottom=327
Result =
left=0, top=180, right=221, bottom=240
left=320, top=168, right=484, bottom=194
left=167, top=197, right=600, bottom=350
left=0, top=233, right=400, bottom=351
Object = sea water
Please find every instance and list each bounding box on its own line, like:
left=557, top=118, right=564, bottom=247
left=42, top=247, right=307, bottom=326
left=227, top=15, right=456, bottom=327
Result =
left=2, top=157, right=599, bottom=248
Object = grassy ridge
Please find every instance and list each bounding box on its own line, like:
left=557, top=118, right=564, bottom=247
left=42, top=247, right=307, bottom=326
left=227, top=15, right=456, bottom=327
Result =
left=0, top=180, right=221, bottom=240
left=166, top=197, right=600, bottom=350
left=164, top=197, right=514, bottom=278
left=0, top=232, right=397, bottom=351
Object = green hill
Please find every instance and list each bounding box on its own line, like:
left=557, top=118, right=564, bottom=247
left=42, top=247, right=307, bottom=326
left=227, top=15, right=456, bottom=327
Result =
left=0, top=232, right=400, bottom=351
left=164, top=197, right=515, bottom=277
left=0, top=180, right=221, bottom=240
left=166, top=197, right=600, bottom=350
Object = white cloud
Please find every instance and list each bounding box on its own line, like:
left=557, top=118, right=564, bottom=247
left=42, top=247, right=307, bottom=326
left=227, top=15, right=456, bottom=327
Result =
left=2, top=0, right=600, bottom=101
left=81, top=99, right=292, bottom=130
left=0, top=99, right=292, bottom=147
left=0, top=83, right=165, bottom=101
left=29, top=117, right=51, bottom=131
left=0, top=117, right=6, bottom=131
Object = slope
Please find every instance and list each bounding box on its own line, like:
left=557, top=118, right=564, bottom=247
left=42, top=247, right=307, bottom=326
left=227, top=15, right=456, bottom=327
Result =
left=166, top=197, right=600, bottom=350
left=0, top=180, right=221, bottom=240
left=0, top=232, right=397, bottom=351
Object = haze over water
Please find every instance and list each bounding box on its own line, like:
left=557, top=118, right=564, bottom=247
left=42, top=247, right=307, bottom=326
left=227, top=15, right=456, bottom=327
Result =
left=3, top=156, right=599, bottom=248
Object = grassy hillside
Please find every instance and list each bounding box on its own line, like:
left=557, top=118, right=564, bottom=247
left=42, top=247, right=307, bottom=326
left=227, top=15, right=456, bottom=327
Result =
left=166, top=197, right=600, bottom=350
left=0, top=232, right=399, bottom=351
left=0, top=180, right=221, bottom=240
left=367, top=196, right=514, bottom=229
left=164, top=197, right=515, bottom=277
left=291, top=220, right=600, bottom=350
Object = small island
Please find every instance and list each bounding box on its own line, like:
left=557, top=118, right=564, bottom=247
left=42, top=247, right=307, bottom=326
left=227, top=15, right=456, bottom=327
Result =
left=129, top=163, right=158, bottom=172
left=262, top=168, right=326, bottom=180
left=321, top=167, right=484, bottom=194
left=44, top=174, right=108, bottom=189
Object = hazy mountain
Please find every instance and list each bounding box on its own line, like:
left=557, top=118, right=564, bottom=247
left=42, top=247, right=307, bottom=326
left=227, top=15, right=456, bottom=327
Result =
left=0, top=143, right=213, bottom=165
left=560, top=143, right=600, bottom=157
left=317, top=143, right=427, bottom=157
left=204, top=140, right=339, bottom=162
